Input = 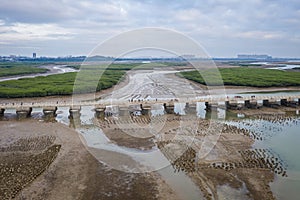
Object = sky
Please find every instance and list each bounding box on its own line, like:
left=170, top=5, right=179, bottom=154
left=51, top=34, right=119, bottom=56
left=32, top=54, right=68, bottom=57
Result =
left=0, top=0, right=300, bottom=58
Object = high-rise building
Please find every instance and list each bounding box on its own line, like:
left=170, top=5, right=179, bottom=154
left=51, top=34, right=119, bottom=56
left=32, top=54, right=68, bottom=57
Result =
left=237, top=54, right=272, bottom=60
left=33, top=53, right=37, bottom=58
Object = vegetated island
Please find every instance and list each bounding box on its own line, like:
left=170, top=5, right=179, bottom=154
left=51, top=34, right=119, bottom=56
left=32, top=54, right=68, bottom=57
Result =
left=179, top=67, right=300, bottom=87
left=0, top=63, right=48, bottom=77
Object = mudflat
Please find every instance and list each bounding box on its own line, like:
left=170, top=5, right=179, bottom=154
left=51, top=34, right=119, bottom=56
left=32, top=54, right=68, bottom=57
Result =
left=0, top=120, right=178, bottom=200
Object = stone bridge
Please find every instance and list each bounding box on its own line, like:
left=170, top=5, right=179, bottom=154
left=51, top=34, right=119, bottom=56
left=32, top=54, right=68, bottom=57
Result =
left=1, top=94, right=300, bottom=119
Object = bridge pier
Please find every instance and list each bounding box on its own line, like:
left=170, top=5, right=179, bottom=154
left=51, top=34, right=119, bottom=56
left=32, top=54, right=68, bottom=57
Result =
left=141, top=104, right=151, bottom=115
left=280, top=99, right=288, bottom=106
left=164, top=102, right=175, bottom=114
left=263, top=99, right=280, bottom=108
left=0, top=108, right=4, bottom=116
left=205, top=102, right=218, bottom=111
left=226, top=100, right=245, bottom=110
left=226, top=101, right=237, bottom=110
left=69, top=106, right=81, bottom=119
left=95, top=106, right=106, bottom=119
left=263, top=99, right=269, bottom=107
left=104, top=106, right=119, bottom=116
left=281, top=98, right=298, bottom=108
left=43, top=106, right=58, bottom=118
left=205, top=102, right=210, bottom=111
left=16, top=107, right=32, bottom=119
left=245, top=99, right=258, bottom=109
left=69, top=115, right=81, bottom=128
left=289, top=99, right=298, bottom=107
left=290, top=101, right=298, bottom=108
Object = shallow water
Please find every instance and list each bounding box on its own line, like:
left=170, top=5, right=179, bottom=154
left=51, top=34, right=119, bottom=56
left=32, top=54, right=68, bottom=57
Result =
left=55, top=105, right=205, bottom=199
left=2, top=93, right=300, bottom=199
left=64, top=104, right=300, bottom=199
left=265, top=121, right=300, bottom=200
left=227, top=115, right=300, bottom=200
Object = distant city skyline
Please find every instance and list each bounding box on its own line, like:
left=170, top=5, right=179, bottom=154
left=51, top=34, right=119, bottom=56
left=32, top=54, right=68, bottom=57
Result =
left=0, top=0, right=300, bottom=58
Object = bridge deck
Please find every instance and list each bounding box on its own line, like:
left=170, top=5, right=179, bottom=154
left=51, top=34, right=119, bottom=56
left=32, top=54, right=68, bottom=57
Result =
left=1, top=95, right=300, bottom=109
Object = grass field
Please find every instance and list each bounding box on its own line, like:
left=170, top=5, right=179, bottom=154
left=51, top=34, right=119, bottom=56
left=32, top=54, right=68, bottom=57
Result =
left=0, top=63, right=48, bottom=77
left=179, top=67, right=300, bottom=87
left=0, top=65, right=126, bottom=98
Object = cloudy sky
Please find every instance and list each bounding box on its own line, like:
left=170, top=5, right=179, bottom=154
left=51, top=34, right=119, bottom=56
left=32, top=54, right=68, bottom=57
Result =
left=0, top=0, right=300, bottom=57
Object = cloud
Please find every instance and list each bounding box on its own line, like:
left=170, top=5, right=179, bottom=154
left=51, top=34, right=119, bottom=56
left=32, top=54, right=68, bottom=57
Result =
left=235, top=31, right=284, bottom=40
left=0, top=0, right=128, bottom=24
left=0, top=23, right=74, bottom=42
left=0, top=0, right=300, bottom=57
left=0, top=0, right=73, bottom=23
left=0, top=20, right=5, bottom=26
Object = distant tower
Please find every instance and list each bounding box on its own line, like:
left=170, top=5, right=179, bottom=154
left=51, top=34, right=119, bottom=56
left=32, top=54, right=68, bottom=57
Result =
left=33, top=53, right=37, bottom=58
